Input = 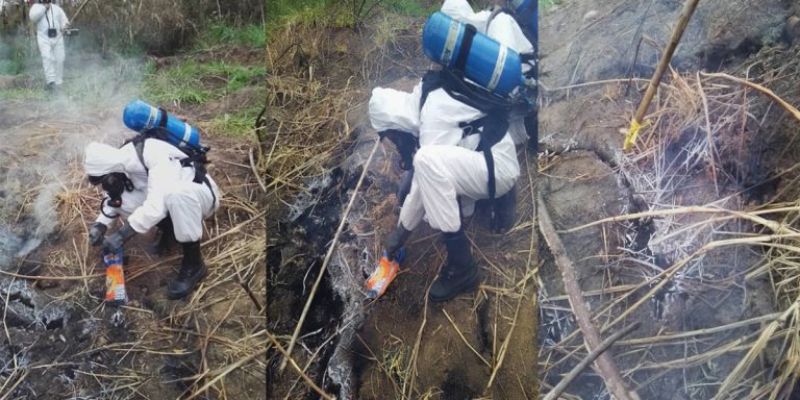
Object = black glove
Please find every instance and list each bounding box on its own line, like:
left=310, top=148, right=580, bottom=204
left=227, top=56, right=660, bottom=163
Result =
left=88, top=222, right=107, bottom=246
left=378, top=130, right=418, bottom=171
left=397, top=169, right=414, bottom=206
left=102, top=222, right=136, bottom=251
left=384, top=224, right=412, bottom=261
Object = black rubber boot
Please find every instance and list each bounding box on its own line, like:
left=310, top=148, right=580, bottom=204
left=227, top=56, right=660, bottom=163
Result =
left=429, top=230, right=480, bottom=303
left=148, top=216, right=175, bottom=256
left=167, top=241, right=207, bottom=300
left=492, top=184, right=517, bottom=233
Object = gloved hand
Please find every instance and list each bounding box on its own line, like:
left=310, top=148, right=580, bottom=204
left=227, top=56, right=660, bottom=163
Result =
left=102, top=222, right=136, bottom=251
left=88, top=222, right=107, bottom=246
left=384, top=224, right=411, bottom=261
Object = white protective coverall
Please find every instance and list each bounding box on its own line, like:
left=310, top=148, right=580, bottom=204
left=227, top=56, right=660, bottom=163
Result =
left=29, top=3, right=68, bottom=85
left=368, top=0, right=533, bottom=233
left=84, top=139, right=221, bottom=243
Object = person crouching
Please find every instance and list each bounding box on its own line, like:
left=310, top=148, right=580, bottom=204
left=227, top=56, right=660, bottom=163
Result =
left=83, top=140, right=220, bottom=299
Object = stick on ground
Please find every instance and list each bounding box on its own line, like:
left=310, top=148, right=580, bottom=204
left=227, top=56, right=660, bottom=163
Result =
left=543, top=322, right=641, bottom=400
left=266, top=331, right=336, bottom=400
left=624, top=0, right=701, bottom=151
left=538, top=193, right=640, bottom=400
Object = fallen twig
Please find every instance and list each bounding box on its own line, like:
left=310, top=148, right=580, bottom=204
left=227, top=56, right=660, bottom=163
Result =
left=538, top=193, right=639, bottom=400
left=544, top=322, right=640, bottom=400
left=265, top=331, right=336, bottom=400
left=701, top=72, right=800, bottom=122
left=443, top=309, right=491, bottom=368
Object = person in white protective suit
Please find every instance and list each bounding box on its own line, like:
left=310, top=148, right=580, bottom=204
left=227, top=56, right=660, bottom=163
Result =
left=83, top=139, right=221, bottom=300
left=29, top=0, right=68, bottom=90
left=368, top=0, right=533, bottom=302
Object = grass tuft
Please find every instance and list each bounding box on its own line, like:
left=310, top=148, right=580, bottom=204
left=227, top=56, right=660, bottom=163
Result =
left=143, top=61, right=265, bottom=105
left=195, top=23, right=267, bottom=50
left=202, top=105, right=263, bottom=137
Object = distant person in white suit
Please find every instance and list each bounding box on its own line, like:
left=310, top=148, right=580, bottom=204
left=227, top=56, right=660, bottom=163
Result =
left=29, top=0, right=68, bottom=91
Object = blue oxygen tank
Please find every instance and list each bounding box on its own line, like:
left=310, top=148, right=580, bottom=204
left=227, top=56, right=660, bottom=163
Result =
left=422, top=11, right=523, bottom=98
left=122, top=99, right=201, bottom=150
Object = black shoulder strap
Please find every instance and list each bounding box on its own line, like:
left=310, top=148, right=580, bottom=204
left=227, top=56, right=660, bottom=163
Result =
left=453, top=23, right=477, bottom=74
left=133, top=136, right=148, bottom=173
left=157, top=107, right=169, bottom=128
left=419, top=70, right=443, bottom=111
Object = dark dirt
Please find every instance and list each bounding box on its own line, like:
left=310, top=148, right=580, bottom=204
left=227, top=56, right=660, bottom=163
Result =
left=540, top=0, right=790, bottom=90
left=354, top=143, right=539, bottom=400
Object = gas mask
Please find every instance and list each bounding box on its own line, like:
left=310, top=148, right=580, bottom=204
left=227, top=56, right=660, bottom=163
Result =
left=89, top=173, right=134, bottom=208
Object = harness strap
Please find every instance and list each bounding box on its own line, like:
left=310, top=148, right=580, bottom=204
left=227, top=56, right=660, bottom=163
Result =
left=182, top=156, right=207, bottom=184
left=133, top=137, right=148, bottom=173
left=483, top=149, right=496, bottom=203
left=453, top=23, right=477, bottom=74
left=135, top=137, right=208, bottom=183
left=419, top=70, right=442, bottom=112
left=203, top=176, right=217, bottom=211
left=157, top=107, right=169, bottom=128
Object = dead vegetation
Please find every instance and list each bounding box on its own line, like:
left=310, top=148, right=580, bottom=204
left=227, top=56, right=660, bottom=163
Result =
left=75, top=0, right=264, bottom=54
left=0, top=107, right=266, bottom=399
left=266, top=10, right=541, bottom=398
left=537, top=44, right=800, bottom=399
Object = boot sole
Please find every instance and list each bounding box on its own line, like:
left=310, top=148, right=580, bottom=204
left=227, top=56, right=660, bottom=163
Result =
left=428, top=270, right=481, bottom=303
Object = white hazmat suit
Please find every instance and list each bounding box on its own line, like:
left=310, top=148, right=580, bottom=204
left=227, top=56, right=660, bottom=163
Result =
left=29, top=3, right=68, bottom=86
left=368, top=0, right=533, bottom=233
left=84, top=139, right=220, bottom=243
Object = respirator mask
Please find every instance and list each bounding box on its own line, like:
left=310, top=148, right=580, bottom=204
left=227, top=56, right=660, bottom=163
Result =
left=89, top=173, right=134, bottom=208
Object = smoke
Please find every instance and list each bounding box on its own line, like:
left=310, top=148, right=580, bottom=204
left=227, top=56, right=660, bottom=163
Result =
left=0, top=30, right=147, bottom=266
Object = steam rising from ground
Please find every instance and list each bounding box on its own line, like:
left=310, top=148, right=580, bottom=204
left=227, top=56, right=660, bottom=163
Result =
left=0, top=34, right=147, bottom=267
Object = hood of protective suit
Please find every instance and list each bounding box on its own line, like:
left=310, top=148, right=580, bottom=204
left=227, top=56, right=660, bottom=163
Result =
left=441, top=0, right=491, bottom=32
left=84, top=142, right=126, bottom=176
left=442, top=0, right=533, bottom=55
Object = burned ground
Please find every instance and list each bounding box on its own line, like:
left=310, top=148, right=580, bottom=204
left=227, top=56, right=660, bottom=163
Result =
left=536, top=0, right=800, bottom=399
left=266, top=5, right=540, bottom=399
left=0, top=17, right=267, bottom=399
left=267, top=0, right=800, bottom=399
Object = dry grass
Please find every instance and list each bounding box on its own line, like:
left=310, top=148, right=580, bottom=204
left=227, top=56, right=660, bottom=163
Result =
left=0, top=116, right=266, bottom=398
left=262, top=24, right=363, bottom=210
left=538, top=51, right=800, bottom=399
